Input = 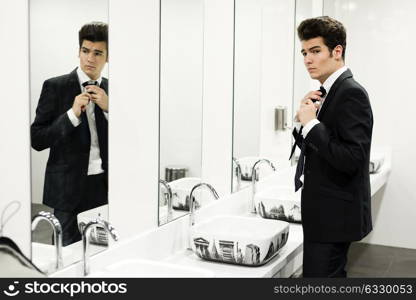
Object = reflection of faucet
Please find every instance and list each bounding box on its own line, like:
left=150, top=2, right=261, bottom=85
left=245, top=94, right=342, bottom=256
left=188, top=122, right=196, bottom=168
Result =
left=159, top=179, right=173, bottom=222
left=188, top=183, right=219, bottom=249
left=31, top=211, right=63, bottom=271
left=81, top=219, right=119, bottom=276
left=232, top=157, right=242, bottom=191
left=251, top=159, right=276, bottom=214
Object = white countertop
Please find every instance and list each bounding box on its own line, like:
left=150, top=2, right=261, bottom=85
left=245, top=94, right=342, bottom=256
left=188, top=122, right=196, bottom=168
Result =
left=51, top=148, right=391, bottom=278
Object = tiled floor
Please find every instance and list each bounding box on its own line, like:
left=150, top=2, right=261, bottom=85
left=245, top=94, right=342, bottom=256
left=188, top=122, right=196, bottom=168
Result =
left=31, top=203, right=54, bottom=244
left=347, top=242, right=416, bottom=277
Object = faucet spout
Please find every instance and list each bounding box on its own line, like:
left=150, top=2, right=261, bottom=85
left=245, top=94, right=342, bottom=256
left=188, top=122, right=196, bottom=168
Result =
left=251, top=159, right=276, bottom=214
left=82, top=219, right=119, bottom=276
left=188, top=182, right=219, bottom=250
left=233, top=157, right=242, bottom=191
left=31, top=211, right=63, bottom=271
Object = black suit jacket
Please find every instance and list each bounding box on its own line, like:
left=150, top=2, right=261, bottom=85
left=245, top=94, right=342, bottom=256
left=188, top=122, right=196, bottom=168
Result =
left=31, top=68, right=108, bottom=212
left=294, top=69, right=373, bottom=242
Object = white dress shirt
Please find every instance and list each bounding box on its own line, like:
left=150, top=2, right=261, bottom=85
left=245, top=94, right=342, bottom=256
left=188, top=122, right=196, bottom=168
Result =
left=302, top=65, right=348, bottom=138
left=66, top=67, right=108, bottom=175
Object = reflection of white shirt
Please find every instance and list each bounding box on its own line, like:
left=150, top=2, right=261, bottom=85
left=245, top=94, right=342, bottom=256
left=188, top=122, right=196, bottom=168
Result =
left=66, top=67, right=107, bottom=175
left=302, top=66, right=348, bottom=137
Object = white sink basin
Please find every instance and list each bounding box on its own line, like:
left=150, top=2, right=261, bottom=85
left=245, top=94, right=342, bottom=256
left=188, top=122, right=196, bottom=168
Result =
left=88, top=259, right=214, bottom=277
left=32, top=242, right=74, bottom=274
left=254, top=186, right=301, bottom=223
left=190, top=215, right=289, bottom=266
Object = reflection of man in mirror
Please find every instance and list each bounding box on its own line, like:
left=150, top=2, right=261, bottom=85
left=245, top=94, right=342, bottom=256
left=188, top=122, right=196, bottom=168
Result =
left=292, top=17, right=373, bottom=277
left=31, top=22, right=109, bottom=246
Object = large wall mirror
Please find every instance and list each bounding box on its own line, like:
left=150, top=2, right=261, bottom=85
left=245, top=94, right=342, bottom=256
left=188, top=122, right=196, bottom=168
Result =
left=232, top=0, right=296, bottom=192
left=158, top=0, right=205, bottom=226
left=30, top=0, right=109, bottom=274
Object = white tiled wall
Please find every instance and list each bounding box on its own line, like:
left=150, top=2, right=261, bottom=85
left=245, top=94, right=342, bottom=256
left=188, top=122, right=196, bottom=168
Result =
left=324, top=0, right=416, bottom=249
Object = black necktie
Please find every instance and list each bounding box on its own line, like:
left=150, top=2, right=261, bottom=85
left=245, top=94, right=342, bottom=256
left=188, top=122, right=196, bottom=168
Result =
left=319, top=86, right=327, bottom=99
left=292, top=86, right=326, bottom=191
left=79, top=81, right=99, bottom=152
left=82, top=80, right=99, bottom=89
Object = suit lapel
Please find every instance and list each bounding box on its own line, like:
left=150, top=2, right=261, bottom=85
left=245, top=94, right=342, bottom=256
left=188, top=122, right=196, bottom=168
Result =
left=318, top=69, right=353, bottom=120
left=67, top=68, right=82, bottom=107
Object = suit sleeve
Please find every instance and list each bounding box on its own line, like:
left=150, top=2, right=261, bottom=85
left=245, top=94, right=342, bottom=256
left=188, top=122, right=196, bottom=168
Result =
left=31, top=80, right=76, bottom=151
left=305, top=88, right=373, bottom=176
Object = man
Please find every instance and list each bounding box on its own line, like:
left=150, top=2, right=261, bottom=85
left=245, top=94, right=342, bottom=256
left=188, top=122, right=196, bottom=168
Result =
left=31, top=22, right=109, bottom=246
left=292, top=16, right=373, bottom=277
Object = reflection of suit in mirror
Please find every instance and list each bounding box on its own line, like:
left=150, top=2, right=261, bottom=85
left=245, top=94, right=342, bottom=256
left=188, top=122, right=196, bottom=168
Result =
left=293, top=69, right=373, bottom=277
left=31, top=68, right=108, bottom=246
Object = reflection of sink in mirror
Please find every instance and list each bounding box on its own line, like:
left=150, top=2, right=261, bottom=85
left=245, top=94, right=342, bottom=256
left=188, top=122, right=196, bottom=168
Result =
left=190, top=215, right=289, bottom=266
left=88, top=259, right=214, bottom=277
left=255, top=186, right=301, bottom=223
left=77, top=205, right=109, bottom=246
left=77, top=204, right=108, bottom=226
left=158, top=206, right=188, bottom=226
left=370, top=151, right=384, bottom=174
left=32, top=242, right=73, bottom=274
left=236, top=157, right=261, bottom=181
left=169, top=177, right=214, bottom=211
left=233, top=157, right=276, bottom=192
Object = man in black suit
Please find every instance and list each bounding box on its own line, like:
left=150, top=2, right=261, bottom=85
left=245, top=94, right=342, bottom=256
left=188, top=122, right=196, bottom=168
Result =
left=31, top=22, right=109, bottom=246
left=292, top=16, right=373, bottom=277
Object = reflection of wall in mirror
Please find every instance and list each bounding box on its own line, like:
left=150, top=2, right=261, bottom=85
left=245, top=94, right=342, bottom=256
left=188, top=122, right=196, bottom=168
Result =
left=233, top=0, right=296, bottom=170
left=159, top=0, right=204, bottom=180
left=30, top=0, right=108, bottom=204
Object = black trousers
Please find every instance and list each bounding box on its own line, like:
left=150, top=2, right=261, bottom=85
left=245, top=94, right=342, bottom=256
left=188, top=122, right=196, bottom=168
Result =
left=302, top=239, right=351, bottom=277
left=54, top=173, right=108, bottom=246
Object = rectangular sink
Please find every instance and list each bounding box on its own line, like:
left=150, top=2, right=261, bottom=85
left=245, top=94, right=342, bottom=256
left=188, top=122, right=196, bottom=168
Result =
left=190, top=215, right=289, bottom=266
left=88, top=258, right=214, bottom=277
left=254, top=186, right=301, bottom=223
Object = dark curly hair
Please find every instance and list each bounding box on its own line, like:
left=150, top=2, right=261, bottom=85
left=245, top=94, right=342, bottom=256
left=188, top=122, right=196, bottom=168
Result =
left=79, top=22, right=108, bottom=51
left=297, top=16, right=346, bottom=60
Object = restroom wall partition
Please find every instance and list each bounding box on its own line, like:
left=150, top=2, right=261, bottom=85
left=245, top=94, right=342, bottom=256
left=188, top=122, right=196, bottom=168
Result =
left=0, top=0, right=31, bottom=257
left=109, top=0, right=160, bottom=238
left=200, top=0, right=234, bottom=197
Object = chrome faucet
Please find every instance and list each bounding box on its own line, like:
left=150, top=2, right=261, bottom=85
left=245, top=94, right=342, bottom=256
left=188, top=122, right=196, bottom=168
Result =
left=232, top=157, right=242, bottom=191
left=31, top=211, right=63, bottom=271
left=188, top=183, right=219, bottom=249
left=81, top=218, right=119, bottom=276
left=159, top=179, right=173, bottom=222
left=251, top=159, right=276, bottom=214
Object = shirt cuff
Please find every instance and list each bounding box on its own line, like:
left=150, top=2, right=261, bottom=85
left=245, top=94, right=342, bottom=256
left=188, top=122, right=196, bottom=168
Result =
left=67, top=109, right=81, bottom=127
left=103, top=111, right=108, bottom=120
left=302, top=119, right=320, bottom=138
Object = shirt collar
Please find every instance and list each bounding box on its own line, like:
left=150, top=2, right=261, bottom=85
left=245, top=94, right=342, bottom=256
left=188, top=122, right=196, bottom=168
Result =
left=76, top=66, right=102, bottom=88
left=322, top=65, right=348, bottom=97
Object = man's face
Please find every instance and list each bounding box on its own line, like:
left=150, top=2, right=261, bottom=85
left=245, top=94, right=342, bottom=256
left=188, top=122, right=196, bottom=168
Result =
left=301, top=37, right=342, bottom=84
left=79, top=40, right=108, bottom=80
